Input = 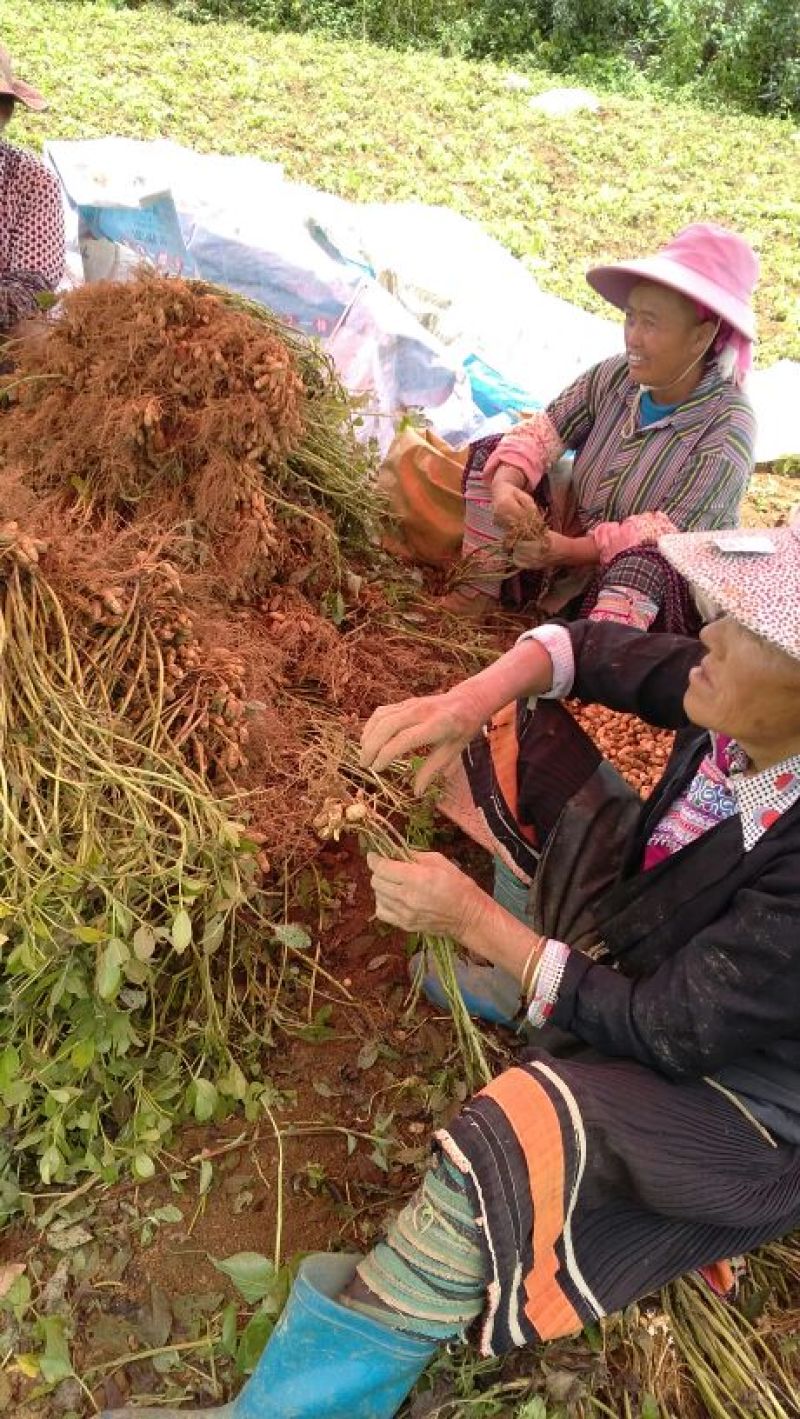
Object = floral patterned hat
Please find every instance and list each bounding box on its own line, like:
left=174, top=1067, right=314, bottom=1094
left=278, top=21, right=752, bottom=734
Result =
left=659, top=510, right=800, bottom=661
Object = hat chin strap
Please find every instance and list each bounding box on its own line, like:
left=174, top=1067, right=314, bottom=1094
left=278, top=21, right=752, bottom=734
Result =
left=640, top=319, right=722, bottom=396
left=624, top=319, right=721, bottom=439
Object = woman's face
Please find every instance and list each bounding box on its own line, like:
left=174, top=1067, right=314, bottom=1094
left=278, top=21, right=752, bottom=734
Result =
left=684, top=615, right=800, bottom=766
left=624, top=281, right=715, bottom=392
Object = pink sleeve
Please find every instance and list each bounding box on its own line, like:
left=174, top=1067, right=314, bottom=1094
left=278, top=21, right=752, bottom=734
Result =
left=484, top=411, right=565, bottom=491
left=591, top=512, right=678, bottom=565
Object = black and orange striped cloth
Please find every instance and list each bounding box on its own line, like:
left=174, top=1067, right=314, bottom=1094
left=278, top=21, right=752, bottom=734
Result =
left=437, top=1048, right=800, bottom=1355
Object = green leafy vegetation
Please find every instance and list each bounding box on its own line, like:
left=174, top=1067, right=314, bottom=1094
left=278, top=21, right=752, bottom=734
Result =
left=6, top=1, right=798, bottom=368
left=136, top=0, right=799, bottom=114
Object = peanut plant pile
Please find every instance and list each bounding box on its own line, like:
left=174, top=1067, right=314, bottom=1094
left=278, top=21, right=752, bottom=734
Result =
left=0, top=275, right=477, bottom=1214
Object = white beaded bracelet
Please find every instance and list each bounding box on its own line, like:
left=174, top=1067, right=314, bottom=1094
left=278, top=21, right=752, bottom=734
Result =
left=526, top=939, right=571, bottom=1029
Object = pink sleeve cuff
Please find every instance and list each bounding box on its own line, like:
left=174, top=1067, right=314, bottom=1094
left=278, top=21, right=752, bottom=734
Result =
left=591, top=512, right=678, bottom=565
left=484, top=412, right=565, bottom=490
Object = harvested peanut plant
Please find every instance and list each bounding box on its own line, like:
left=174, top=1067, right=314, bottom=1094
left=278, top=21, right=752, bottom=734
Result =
left=313, top=790, right=491, bottom=1090
left=0, top=274, right=388, bottom=1208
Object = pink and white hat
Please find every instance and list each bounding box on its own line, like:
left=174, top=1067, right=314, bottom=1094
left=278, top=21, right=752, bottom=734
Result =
left=659, top=510, right=800, bottom=661
left=586, top=223, right=759, bottom=342
left=0, top=46, right=47, bottom=113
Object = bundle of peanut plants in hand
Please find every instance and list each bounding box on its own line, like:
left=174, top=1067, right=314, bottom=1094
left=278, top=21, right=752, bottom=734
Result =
left=446, top=500, right=552, bottom=595
left=312, top=780, right=492, bottom=1092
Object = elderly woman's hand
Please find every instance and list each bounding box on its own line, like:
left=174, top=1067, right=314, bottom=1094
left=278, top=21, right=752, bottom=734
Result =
left=492, top=480, right=534, bottom=531
left=367, top=850, right=485, bottom=939
left=360, top=686, right=487, bottom=795
left=512, top=531, right=600, bottom=571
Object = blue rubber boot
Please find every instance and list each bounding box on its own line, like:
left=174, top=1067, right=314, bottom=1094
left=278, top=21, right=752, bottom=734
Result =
left=411, top=855, right=531, bottom=1027
left=100, top=1252, right=436, bottom=1419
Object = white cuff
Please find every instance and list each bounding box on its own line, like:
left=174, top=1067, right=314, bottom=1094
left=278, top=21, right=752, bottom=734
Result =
left=526, top=938, right=571, bottom=1029
left=516, top=624, right=575, bottom=699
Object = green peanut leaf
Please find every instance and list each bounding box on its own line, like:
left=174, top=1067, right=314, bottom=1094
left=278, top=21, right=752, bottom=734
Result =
left=39, top=1145, right=63, bottom=1186
left=133, top=1152, right=156, bottom=1180
left=37, top=1314, right=73, bottom=1385
left=212, top=1251, right=276, bottom=1304
left=171, top=909, right=193, bottom=954
left=96, top=938, right=129, bottom=1001
left=237, top=1308, right=273, bottom=1374
left=70, top=1038, right=95, bottom=1071
left=272, top=922, right=312, bottom=951
left=132, top=925, right=157, bottom=961
left=192, top=1077, right=218, bottom=1123
left=0, top=1045, right=20, bottom=1090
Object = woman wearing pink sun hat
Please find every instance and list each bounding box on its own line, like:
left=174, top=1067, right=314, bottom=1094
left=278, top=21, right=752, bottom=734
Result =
left=447, top=222, right=759, bottom=633
left=0, top=46, right=64, bottom=334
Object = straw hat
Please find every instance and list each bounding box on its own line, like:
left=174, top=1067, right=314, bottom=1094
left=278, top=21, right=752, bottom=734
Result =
left=0, top=45, right=47, bottom=112
left=659, top=510, right=800, bottom=661
left=587, top=223, right=759, bottom=342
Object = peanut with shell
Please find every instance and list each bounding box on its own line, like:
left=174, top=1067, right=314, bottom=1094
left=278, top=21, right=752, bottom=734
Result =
left=567, top=701, right=673, bottom=794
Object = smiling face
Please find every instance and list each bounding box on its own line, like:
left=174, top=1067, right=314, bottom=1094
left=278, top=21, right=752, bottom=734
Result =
left=624, top=281, right=717, bottom=401
left=684, top=615, right=800, bottom=770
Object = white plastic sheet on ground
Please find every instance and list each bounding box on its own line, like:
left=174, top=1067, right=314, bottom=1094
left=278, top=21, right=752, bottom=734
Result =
left=45, top=137, right=800, bottom=464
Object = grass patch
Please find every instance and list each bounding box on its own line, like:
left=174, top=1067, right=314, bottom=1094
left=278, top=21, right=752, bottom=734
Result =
left=4, top=0, right=799, bottom=365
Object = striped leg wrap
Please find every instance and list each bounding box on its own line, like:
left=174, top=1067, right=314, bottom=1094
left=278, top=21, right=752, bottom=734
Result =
left=350, top=1157, right=485, bottom=1342
left=462, top=459, right=505, bottom=600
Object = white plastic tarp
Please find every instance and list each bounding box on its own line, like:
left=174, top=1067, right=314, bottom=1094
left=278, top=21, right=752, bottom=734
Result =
left=46, top=137, right=475, bottom=453
left=45, top=137, right=800, bottom=464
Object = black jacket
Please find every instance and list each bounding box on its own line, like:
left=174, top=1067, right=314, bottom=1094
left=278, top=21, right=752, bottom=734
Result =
left=549, top=621, right=800, bottom=1142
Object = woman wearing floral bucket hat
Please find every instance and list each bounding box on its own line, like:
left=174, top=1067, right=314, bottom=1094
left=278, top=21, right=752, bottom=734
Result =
left=103, top=517, right=800, bottom=1418
left=446, top=222, right=759, bottom=634
left=0, top=45, right=64, bottom=334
